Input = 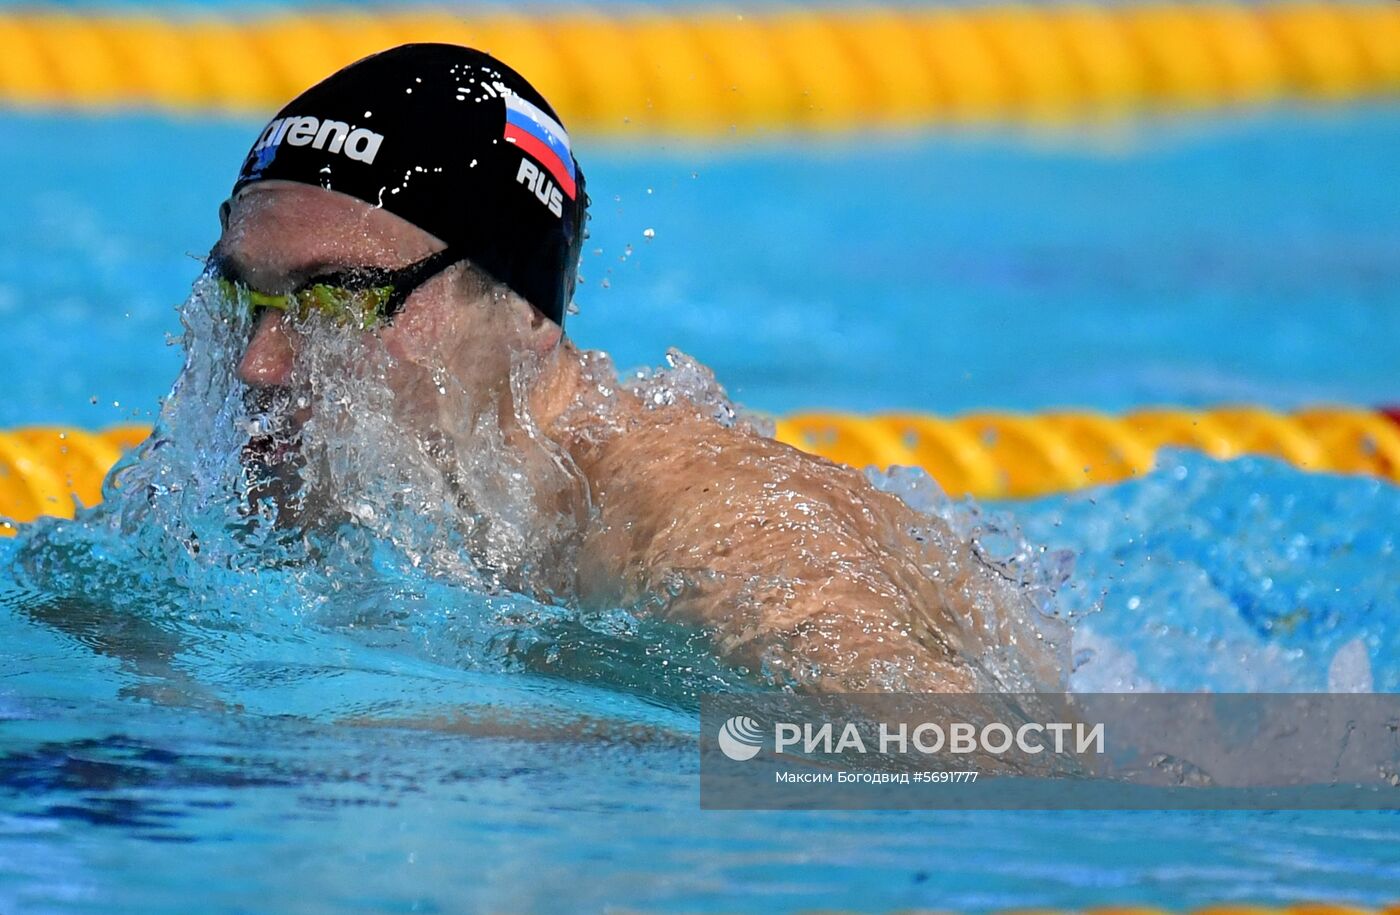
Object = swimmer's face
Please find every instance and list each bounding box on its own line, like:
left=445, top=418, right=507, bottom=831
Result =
left=215, top=181, right=562, bottom=427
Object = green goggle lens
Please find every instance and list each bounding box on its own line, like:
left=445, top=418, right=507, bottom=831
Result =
left=216, top=277, right=395, bottom=330
left=210, top=247, right=465, bottom=330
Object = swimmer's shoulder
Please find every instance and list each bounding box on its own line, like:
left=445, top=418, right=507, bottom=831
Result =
left=581, top=400, right=915, bottom=533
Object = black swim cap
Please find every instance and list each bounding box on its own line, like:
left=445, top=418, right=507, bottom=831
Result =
left=231, top=43, right=587, bottom=328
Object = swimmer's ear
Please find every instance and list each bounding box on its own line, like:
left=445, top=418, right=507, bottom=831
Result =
left=219, top=200, right=232, bottom=232
left=527, top=304, right=563, bottom=354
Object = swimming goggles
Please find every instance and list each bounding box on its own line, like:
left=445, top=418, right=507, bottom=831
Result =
left=210, top=248, right=465, bottom=330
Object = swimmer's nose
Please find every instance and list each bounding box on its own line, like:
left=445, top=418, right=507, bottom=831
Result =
left=238, top=312, right=295, bottom=388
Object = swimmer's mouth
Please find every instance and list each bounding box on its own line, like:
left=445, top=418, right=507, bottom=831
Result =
left=242, top=432, right=298, bottom=467
left=241, top=387, right=307, bottom=470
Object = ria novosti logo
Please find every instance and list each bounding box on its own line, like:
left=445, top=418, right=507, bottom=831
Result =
left=714, top=713, right=1106, bottom=763
left=717, top=716, right=764, bottom=761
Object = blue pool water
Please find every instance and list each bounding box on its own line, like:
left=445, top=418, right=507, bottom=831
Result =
left=2, top=101, right=1399, bottom=911
left=2, top=107, right=1397, bottom=427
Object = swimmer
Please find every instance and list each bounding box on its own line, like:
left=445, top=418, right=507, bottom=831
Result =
left=211, top=44, right=1062, bottom=693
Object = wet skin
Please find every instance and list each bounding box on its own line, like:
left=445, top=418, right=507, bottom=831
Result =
left=219, top=182, right=1053, bottom=692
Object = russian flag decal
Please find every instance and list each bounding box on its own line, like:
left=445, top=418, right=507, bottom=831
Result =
left=503, top=93, right=576, bottom=201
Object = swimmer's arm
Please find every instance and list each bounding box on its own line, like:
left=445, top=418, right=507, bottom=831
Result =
left=575, top=420, right=975, bottom=691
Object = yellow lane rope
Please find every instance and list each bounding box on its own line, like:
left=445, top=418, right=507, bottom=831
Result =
left=0, top=4, right=1395, bottom=131
left=2, top=406, right=1397, bottom=532
left=777, top=406, right=1400, bottom=499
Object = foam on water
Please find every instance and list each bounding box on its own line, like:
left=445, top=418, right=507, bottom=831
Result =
left=6, top=276, right=723, bottom=713
left=7, top=275, right=1077, bottom=709
left=1012, top=451, right=1400, bottom=693
left=10, top=270, right=1398, bottom=707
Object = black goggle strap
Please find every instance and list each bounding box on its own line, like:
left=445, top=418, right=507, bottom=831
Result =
left=313, top=247, right=465, bottom=319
